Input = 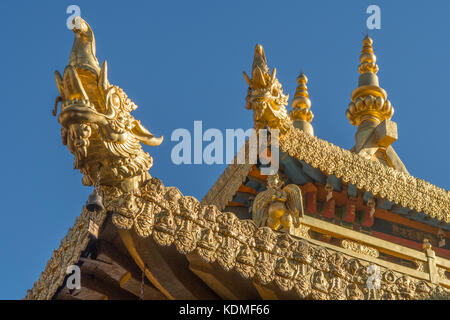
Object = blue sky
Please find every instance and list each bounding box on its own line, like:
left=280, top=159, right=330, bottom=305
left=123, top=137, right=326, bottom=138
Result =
left=0, top=0, right=448, bottom=299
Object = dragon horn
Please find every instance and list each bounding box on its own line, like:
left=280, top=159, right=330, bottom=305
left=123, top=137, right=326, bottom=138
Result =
left=98, top=61, right=109, bottom=91
left=243, top=71, right=252, bottom=87
left=252, top=66, right=266, bottom=88
left=270, top=68, right=277, bottom=82
left=55, top=70, right=64, bottom=98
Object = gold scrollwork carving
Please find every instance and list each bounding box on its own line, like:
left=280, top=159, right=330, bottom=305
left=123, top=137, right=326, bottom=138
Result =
left=105, top=178, right=449, bottom=300
left=341, top=239, right=379, bottom=258
left=279, top=128, right=450, bottom=223
left=25, top=207, right=106, bottom=300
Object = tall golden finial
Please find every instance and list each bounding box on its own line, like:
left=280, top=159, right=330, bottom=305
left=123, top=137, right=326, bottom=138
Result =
left=290, top=72, right=314, bottom=135
left=358, top=34, right=379, bottom=75
left=346, top=35, right=394, bottom=149
left=345, top=36, right=407, bottom=173
left=346, top=35, right=393, bottom=127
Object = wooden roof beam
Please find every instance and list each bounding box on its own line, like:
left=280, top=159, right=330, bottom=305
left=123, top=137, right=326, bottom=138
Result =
left=79, top=256, right=166, bottom=300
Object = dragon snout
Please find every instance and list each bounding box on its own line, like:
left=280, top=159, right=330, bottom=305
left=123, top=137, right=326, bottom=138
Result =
left=71, top=17, right=89, bottom=34
left=254, top=44, right=264, bottom=55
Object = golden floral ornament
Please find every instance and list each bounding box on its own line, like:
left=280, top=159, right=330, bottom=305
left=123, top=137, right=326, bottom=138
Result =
left=346, top=94, right=394, bottom=126
left=341, top=239, right=379, bottom=258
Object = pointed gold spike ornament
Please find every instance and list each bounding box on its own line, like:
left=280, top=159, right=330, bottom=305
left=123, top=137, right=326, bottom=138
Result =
left=290, top=72, right=314, bottom=135
left=346, top=36, right=394, bottom=126
left=346, top=35, right=394, bottom=148
left=53, top=18, right=163, bottom=192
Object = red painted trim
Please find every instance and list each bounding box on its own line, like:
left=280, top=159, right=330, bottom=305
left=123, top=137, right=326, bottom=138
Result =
left=342, top=199, right=356, bottom=223
left=248, top=165, right=267, bottom=181
left=227, top=201, right=246, bottom=207
left=321, top=199, right=335, bottom=220
left=305, top=192, right=317, bottom=215
left=374, top=210, right=448, bottom=236
left=238, top=185, right=258, bottom=195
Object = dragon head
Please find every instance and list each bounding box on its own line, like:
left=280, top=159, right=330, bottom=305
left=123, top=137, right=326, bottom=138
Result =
left=54, top=18, right=163, bottom=192
left=243, top=44, right=291, bottom=134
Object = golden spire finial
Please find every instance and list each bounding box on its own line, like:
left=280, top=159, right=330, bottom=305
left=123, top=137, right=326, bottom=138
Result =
left=358, top=35, right=379, bottom=75
left=291, top=73, right=312, bottom=120
left=346, top=35, right=393, bottom=127
left=290, top=72, right=314, bottom=135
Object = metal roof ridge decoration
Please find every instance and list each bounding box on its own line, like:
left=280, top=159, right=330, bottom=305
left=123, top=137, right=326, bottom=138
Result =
left=279, top=128, right=450, bottom=223
left=104, top=177, right=449, bottom=300
left=25, top=176, right=450, bottom=300
left=203, top=41, right=449, bottom=223
left=200, top=124, right=450, bottom=222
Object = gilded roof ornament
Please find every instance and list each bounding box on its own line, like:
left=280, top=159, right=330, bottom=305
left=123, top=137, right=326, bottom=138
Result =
left=53, top=18, right=163, bottom=192
left=346, top=35, right=394, bottom=126
left=290, top=72, right=314, bottom=135
left=252, top=173, right=304, bottom=232
left=290, top=73, right=313, bottom=123
left=243, top=44, right=291, bottom=134
left=346, top=36, right=406, bottom=171
left=68, top=18, right=100, bottom=75
left=26, top=176, right=450, bottom=299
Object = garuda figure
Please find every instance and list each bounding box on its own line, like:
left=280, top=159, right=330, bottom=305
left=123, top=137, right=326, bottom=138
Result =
left=252, top=174, right=304, bottom=232
left=53, top=17, right=163, bottom=192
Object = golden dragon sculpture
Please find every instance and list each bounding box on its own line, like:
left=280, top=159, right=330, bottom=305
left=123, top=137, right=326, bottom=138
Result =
left=53, top=18, right=163, bottom=192
left=243, top=44, right=292, bottom=134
